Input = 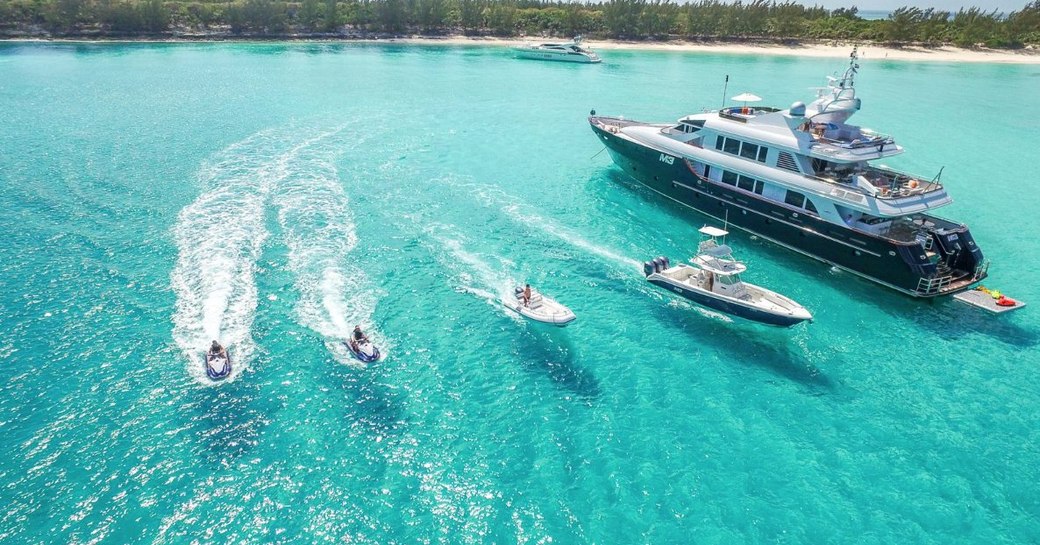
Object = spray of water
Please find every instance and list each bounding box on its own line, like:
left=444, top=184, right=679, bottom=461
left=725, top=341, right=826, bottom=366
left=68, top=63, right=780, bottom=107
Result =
left=171, top=126, right=348, bottom=382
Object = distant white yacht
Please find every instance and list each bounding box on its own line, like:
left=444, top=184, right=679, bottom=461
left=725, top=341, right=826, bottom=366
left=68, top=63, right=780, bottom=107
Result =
left=590, top=49, right=988, bottom=298
left=515, top=36, right=601, bottom=64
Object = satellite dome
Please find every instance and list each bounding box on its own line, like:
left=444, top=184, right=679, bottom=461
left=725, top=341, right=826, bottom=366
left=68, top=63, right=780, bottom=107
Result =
left=789, top=101, right=806, bottom=116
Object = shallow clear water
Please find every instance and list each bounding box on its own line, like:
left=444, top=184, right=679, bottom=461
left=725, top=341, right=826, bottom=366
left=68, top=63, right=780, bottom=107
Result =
left=1, top=42, right=1038, bottom=544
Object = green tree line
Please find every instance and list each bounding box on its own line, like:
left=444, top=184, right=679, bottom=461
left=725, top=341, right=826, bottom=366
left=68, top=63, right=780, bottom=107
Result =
left=2, top=0, right=1038, bottom=48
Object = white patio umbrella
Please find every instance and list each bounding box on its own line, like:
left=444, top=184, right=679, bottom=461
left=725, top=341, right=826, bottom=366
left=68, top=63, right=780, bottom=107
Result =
left=731, top=92, right=763, bottom=107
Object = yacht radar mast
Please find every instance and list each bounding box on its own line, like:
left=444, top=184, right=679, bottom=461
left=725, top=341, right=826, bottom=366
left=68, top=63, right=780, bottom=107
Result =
left=808, top=47, right=862, bottom=125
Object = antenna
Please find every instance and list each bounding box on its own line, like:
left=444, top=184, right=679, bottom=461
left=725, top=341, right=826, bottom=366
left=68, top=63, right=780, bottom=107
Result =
left=723, top=209, right=730, bottom=245
left=721, top=75, right=729, bottom=109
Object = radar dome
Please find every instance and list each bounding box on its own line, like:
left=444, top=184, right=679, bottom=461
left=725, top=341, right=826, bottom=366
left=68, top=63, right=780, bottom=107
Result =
left=789, top=101, right=806, bottom=116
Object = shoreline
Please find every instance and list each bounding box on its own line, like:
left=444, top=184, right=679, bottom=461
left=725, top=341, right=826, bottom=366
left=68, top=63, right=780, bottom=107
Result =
left=4, top=35, right=1040, bottom=64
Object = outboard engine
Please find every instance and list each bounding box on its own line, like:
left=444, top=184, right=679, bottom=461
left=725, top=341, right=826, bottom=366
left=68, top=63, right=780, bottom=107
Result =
left=660, top=256, right=670, bottom=270
left=643, top=261, right=655, bottom=276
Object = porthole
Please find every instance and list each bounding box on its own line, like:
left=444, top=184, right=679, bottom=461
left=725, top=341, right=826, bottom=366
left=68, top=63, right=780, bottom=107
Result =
left=889, top=251, right=896, bottom=256
left=855, top=250, right=862, bottom=256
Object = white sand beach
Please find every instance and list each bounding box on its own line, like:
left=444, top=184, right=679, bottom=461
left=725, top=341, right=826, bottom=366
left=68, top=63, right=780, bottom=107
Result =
left=394, top=36, right=1040, bottom=64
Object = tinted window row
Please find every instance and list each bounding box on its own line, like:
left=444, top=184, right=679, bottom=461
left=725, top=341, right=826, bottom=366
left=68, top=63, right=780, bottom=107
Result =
left=711, top=164, right=818, bottom=215
left=717, top=168, right=765, bottom=195
left=715, top=136, right=768, bottom=163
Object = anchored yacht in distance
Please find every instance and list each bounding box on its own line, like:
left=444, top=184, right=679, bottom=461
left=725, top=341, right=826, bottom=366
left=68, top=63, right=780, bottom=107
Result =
left=589, top=49, right=987, bottom=298
left=515, top=36, right=601, bottom=63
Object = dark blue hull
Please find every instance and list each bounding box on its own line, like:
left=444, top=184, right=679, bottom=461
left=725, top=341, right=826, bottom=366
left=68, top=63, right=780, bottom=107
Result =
left=590, top=118, right=986, bottom=298
left=648, top=277, right=807, bottom=327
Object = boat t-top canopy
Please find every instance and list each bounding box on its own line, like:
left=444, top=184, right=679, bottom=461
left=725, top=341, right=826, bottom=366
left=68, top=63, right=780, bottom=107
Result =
left=691, top=252, right=747, bottom=276
left=699, top=226, right=729, bottom=237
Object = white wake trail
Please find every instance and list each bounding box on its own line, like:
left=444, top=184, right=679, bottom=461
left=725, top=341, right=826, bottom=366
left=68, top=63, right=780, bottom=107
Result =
left=422, top=223, right=521, bottom=320
left=171, top=127, right=343, bottom=382
left=272, top=131, right=383, bottom=365
left=431, top=177, right=642, bottom=272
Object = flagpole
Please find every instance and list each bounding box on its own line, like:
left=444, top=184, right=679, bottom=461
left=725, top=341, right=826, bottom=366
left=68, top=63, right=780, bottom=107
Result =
left=721, top=75, right=729, bottom=109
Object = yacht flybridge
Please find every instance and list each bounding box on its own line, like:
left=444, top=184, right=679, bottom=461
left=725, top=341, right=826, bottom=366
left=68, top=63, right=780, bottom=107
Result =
left=589, top=49, right=987, bottom=298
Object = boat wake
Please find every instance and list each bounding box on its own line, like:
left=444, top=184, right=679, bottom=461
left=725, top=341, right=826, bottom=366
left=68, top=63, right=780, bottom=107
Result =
left=171, top=125, right=353, bottom=382
left=422, top=223, right=521, bottom=321
left=500, top=203, right=642, bottom=272
left=434, top=178, right=641, bottom=273
left=271, top=134, right=384, bottom=366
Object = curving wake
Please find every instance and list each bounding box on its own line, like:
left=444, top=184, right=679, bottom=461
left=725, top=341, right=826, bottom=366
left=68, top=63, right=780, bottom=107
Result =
left=270, top=133, right=384, bottom=366
left=171, top=126, right=347, bottom=382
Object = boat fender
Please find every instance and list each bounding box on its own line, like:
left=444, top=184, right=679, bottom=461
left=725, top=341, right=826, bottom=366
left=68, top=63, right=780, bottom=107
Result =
left=643, top=261, right=655, bottom=276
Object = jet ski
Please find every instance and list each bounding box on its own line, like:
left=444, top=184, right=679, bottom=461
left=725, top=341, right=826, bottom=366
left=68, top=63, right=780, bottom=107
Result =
left=504, top=285, right=576, bottom=327
left=205, top=347, right=232, bottom=380
left=345, top=337, right=381, bottom=363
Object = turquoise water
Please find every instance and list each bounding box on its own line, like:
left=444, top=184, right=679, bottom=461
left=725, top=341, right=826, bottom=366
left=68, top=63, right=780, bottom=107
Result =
left=1, top=42, right=1039, bottom=543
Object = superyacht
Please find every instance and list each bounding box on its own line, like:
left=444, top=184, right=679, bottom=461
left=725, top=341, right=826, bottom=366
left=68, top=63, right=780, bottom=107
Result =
left=515, top=36, right=601, bottom=63
left=589, top=50, right=987, bottom=297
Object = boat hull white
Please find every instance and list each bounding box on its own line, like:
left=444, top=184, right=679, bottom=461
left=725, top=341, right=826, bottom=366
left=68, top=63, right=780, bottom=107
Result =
left=647, top=264, right=812, bottom=327
left=504, top=288, right=576, bottom=326
left=514, top=48, right=601, bottom=64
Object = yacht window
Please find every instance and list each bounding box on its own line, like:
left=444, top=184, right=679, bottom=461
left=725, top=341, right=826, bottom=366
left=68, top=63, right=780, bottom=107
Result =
left=681, top=122, right=702, bottom=133
left=754, top=181, right=764, bottom=194
left=723, top=138, right=741, bottom=155
left=785, top=190, right=806, bottom=208
left=740, top=142, right=758, bottom=160
left=757, top=146, right=768, bottom=162
left=805, top=199, right=818, bottom=213
left=703, top=165, right=712, bottom=179
left=737, top=175, right=755, bottom=191
left=715, top=136, right=725, bottom=150
left=811, top=157, right=833, bottom=174
left=721, top=171, right=738, bottom=185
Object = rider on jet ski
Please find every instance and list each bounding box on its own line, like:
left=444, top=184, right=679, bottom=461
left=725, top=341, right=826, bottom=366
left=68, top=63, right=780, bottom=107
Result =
left=209, top=340, right=227, bottom=358
left=352, top=325, right=368, bottom=344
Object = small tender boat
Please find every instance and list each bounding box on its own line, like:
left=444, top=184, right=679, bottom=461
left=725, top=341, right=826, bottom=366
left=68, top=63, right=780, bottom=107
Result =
left=644, top=227, right=812, bottom=327
left=504, top=285, right=577, bottom=326
left=205, top=348, right=232, bottom=380
left=515, top=36, right=601, bottom=64
left=345, top=338, right=381, bottom=363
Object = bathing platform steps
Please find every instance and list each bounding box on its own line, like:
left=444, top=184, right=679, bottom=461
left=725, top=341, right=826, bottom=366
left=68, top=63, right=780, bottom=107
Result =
left=953, top=287, right=1025, bottom=314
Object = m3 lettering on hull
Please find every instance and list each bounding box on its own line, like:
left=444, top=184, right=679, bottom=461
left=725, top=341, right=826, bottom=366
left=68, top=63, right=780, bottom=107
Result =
left=659, top=153, right=675, bottom=165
